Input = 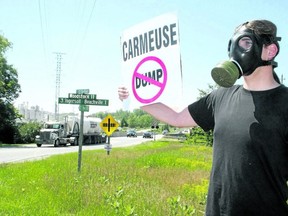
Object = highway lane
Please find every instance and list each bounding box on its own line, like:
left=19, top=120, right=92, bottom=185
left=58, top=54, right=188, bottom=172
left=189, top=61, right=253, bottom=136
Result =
left=0, top=135, right=162, bottom=164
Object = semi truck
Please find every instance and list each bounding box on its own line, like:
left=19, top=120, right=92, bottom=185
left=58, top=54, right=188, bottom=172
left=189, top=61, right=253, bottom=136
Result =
left=35, top=116, right=107, bottom=147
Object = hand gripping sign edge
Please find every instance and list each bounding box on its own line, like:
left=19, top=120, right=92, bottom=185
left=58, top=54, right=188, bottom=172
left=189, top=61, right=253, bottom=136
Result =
left=132, top=56, right=167, bottom=104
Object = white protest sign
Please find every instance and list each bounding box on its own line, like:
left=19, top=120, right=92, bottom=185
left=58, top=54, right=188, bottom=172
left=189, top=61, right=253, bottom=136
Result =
left=120, top=13, right=182, bottom=109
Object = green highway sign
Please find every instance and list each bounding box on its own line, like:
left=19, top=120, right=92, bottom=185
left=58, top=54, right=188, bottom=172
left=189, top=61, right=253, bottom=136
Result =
left=58, top=97, right=82, bottom=105
left=76, top=89, right=89, bottom=94
left=79, top=105, right=89, bottom=112
left=58, top=97, right=109, bottom=106
left=82, top=99, right=109, bottom=106
left=69, top=93, right=97, bottom=100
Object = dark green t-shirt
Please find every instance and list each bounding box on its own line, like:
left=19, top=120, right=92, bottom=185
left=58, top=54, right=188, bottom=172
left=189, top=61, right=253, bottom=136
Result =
left=188, top=85, right=288, bottom=216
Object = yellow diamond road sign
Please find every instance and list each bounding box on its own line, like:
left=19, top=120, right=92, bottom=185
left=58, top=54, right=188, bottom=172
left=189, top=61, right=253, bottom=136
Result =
left=100, top=114, right=119, bottom=136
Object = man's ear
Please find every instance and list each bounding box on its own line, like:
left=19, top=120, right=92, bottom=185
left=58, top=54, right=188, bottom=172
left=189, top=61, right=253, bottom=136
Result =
left=267, top=43, right=278, bottom=60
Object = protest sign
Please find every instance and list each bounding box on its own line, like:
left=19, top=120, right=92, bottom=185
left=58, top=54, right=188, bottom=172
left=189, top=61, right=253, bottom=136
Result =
left=120, top=13, right=182, bottom=109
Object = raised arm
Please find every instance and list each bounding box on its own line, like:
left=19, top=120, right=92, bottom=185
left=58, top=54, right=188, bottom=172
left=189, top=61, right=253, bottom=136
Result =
left=118, top=87, right=197, bottom=128
left=141, top=102, right=198, bottom=128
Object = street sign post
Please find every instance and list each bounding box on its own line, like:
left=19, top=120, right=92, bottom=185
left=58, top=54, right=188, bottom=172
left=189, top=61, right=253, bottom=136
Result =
left=58, top=89, right=109, bottom=172
left=78, top=110, right=84, bottom=172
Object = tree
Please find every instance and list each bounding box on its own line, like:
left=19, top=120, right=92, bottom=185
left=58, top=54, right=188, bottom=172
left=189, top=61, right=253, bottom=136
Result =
left=16, top=122, right=42, bottom=144
left=120, top=117, right=128, bottom=127
left=91, top=111, right=108, bottom=119
left=127, top=113, right=138, bottom=128
left=138, top=115, right=153, bottom=128
left=114, top=109, right=130, bottom=127
left=0, top=101, right=20, bottom=143
left=126, top=109, right=154, bottom=128
left=0, top=34, right=21, bottom=143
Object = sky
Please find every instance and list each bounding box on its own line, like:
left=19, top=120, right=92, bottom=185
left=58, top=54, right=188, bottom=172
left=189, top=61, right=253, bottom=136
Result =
left=0, top=0, right=287, bottom=115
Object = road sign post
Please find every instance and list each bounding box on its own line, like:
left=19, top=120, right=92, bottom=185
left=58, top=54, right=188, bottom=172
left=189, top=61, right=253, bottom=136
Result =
left=100, top=114, right=119, bottom=155
left=58, top=89, right=109, bottom=172
left=78, top=110, right=84, bottom=172
left=104, top=141, right=112, bottom=155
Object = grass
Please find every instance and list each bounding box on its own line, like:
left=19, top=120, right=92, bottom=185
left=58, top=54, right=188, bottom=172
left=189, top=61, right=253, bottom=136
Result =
left=0, top=139, right=212, bottom=215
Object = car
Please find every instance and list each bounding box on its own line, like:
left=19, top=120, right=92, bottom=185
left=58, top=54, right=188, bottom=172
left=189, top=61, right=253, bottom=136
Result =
left=162, top=130, right=168, bottom=135
left=143, top=131, right=153, bottom=138
left=127, top=130, right=137, bottom=137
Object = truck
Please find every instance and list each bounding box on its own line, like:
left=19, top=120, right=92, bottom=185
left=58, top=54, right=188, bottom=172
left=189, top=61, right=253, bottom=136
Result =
left=35, top=116, right=107, bottom=147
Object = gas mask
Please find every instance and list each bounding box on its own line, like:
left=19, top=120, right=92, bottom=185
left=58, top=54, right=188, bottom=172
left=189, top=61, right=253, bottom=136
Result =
left=211, top=26, right=281, bottom=87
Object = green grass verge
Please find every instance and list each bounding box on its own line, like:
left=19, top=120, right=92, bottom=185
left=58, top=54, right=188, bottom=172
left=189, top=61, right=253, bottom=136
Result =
left=0, top=139, right=212, bottom=215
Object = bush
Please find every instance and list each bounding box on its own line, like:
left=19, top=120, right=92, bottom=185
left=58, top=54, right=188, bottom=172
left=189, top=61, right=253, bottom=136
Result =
left=16, top=122, right=42, bottom=143
left=186, top=127, right=213, bottom=146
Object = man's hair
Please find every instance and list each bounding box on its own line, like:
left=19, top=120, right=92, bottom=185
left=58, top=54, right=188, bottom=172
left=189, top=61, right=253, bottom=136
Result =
left=236, top=20, right=281, bottom=54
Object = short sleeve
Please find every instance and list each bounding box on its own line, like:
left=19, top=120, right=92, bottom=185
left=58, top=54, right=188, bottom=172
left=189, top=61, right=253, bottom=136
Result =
left=188, top=94, right=215, bottom=131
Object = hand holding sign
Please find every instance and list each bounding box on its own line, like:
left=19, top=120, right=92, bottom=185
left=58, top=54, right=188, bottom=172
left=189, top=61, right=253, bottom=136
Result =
left=118, top=86, right=129, bottom=101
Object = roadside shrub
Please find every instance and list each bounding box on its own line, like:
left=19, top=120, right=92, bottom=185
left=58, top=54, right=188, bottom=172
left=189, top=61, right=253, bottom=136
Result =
left=16, top=122, right=42, bottom=143
left=186, top=127, right=213, bottom=146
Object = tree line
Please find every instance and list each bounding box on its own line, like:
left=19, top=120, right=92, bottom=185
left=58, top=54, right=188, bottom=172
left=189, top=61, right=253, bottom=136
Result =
left=0, top=34, right=21, bottom=143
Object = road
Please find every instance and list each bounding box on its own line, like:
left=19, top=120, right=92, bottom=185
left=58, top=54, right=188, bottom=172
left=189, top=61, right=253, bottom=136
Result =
left=0, top=135, right=162, bottom=164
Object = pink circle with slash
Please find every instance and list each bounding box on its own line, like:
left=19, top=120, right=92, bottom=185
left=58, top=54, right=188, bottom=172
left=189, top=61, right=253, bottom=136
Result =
left=132, top=56, right=167, bottom=104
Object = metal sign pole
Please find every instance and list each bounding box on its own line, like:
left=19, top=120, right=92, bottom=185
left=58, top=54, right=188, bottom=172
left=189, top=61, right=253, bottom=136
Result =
left=58, top=89, right=110, bottom=172
left=77, top=110, right=84, bottom=172
left=100, top=114, right=119, bottom=155
left=107, top=136, right=110, bottom=155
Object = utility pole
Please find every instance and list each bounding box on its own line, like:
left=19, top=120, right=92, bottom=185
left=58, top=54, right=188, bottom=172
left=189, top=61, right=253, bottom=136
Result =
left=53, top=52, right=65, bottom=121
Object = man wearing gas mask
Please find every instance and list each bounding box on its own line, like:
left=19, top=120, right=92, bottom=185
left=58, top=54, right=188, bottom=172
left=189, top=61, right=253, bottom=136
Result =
left=211, top=20, right=281, bottom=88
left=123, top=20, right=287, bottom=215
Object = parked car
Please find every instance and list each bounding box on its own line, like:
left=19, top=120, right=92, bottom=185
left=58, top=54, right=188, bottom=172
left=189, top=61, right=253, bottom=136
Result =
left=127, top=130, right=137, bottom=137
left=143, top=131, right=153, bottom=138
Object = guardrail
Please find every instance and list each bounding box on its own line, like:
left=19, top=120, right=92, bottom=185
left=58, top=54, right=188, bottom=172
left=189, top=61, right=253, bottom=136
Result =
left=163, top=133, right=187, bottom=140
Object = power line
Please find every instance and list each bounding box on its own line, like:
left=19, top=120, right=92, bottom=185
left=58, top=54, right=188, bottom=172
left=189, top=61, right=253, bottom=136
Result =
left=74, top=0, right=98, bottom=61
left=82, top=0, right=98, bottom=42
left=38, top=0, right=47, bottom=60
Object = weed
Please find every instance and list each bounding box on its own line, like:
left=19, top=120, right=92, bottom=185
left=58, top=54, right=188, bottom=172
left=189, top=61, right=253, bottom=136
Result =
left=104, top=186, right=136, bottom=215
left=168, top=195, right=196, bottom=215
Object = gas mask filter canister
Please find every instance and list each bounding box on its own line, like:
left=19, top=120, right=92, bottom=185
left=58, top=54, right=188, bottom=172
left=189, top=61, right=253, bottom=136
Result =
left=211, top=60, right=241, bottom=88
